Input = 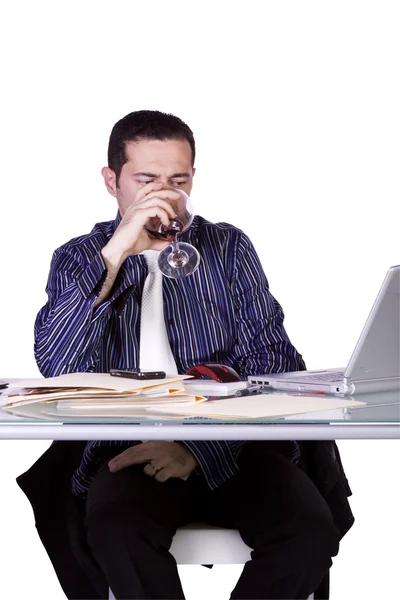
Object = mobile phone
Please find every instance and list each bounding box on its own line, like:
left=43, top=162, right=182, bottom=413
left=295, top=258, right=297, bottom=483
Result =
left=109, top=369, right=166, bottom=380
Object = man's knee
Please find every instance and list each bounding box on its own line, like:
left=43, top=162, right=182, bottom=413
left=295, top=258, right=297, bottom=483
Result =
left=241, top=507, right=340, bottom=568
left=84, top=466, right=177, bottom=552
left=298, top=513, right=340, bottom=563
left=85, top=461, right=146, bottom=516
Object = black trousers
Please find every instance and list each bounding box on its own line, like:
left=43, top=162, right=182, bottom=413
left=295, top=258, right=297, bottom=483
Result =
left=67, top=442, right=340, bottom=600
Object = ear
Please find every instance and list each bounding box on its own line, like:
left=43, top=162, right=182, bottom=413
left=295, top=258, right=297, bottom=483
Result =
left=101, top=166, right=117, bottom=197
left=192, top=167, right=196, bottom=177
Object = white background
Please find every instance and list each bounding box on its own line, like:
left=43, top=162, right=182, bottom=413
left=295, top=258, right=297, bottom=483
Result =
left=0, top=1, right=399, bottom=599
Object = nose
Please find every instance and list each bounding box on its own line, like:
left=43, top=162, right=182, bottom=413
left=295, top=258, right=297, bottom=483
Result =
left=159, top=181, right=174, bottom=190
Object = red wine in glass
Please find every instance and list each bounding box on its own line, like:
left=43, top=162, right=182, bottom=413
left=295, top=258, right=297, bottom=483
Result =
left=147, top=218, right=184, bottom=242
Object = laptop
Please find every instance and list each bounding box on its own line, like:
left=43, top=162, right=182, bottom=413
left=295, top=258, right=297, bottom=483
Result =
left=248, top=265, right=400, bottom=395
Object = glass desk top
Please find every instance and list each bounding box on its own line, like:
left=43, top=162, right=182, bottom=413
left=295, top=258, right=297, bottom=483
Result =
left=1, top=383, right=399, bottom=440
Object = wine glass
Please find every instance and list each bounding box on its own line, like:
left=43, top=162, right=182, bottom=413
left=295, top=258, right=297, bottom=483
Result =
left=145, top=189, right=201, bottom=279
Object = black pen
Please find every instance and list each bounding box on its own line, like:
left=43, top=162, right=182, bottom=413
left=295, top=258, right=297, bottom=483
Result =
left=205, top=384, right=264, bottom=401
left=233, top=384, right=264, bottom=397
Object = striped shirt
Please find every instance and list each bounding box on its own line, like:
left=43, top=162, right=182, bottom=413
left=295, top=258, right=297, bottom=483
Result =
left=34, top=212, right=302, bottom=496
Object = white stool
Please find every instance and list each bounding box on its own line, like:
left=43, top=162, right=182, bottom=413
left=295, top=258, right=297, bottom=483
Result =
left=109, top=523, right=314, bottom=599
left=171, top=522, right=252, bottom=564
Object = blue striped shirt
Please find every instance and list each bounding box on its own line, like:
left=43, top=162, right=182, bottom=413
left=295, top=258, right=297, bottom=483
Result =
left=34, top=212, right=302, bottom=495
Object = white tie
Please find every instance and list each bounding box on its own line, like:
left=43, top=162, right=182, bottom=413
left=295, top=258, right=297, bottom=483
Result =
left=139, top=250, right=178, bottom=376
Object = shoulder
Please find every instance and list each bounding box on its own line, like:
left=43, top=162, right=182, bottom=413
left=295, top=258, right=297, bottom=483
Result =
left=191, top=215, right=249, bottom=242
left=52, top=218, right=116, bottom=265
left=190, top=215, right=255, bottom=252
left=192, top=215, right=243, bottom=234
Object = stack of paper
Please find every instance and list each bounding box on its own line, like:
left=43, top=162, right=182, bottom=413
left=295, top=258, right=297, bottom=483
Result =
left=3, top=372, right=205, bottom=411
left=145, top=392, right=366, bottom=419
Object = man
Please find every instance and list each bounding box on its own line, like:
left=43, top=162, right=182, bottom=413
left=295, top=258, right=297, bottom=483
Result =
left=17, top=110, right=354, bottom=599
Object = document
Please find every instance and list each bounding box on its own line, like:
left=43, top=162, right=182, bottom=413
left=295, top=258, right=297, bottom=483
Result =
left=144, top=392, right=366, bottom=419
left=7, top=372, right=191, bottom=392
left=3, top=373, right=197, bottom=408
left=3, top=389, right=366, bottom=421
left=55, top=394, right=205, bottom=412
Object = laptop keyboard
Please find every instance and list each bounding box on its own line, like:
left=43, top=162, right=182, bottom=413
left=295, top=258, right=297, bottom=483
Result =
left=298, top=372, right=344, bottom=382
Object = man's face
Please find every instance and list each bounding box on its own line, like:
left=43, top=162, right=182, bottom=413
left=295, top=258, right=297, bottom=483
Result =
left=102, top=138, right=195, bottom=216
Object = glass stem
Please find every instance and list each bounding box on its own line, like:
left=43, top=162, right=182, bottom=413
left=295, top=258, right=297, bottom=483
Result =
left=171, top=233, right=180, bottom=255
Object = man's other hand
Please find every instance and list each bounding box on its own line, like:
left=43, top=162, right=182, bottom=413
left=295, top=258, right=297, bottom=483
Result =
left=108, top=441, right=198, bottom=482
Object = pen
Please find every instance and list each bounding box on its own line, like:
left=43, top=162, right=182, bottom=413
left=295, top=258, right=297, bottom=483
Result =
left=205, top=384, right=264, bottom=401
left=233, top=384, right=264, bottom=397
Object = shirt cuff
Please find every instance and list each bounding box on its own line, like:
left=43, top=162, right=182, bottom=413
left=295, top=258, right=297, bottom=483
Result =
left=179, top=441, right=239, bottom=490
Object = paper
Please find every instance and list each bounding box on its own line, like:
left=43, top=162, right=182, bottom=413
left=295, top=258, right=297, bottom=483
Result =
left=145, top=392, right=366, bottom=419
left=3, top=390, right=366, bottom=422
left=3, top=373, right=193, bottom=408
left=7, top=372, right=190, bottom=392
left=56, top=394, right=207, bottom=412
left=2, top=387, right=189, bottom=407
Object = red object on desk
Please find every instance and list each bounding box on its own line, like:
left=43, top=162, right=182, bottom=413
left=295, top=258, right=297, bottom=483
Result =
left=185, top=363, right=241, bottom=383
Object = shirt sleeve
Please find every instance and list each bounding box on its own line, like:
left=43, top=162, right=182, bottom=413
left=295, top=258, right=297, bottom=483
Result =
left=34, top=248, right=132, bottom=377
left=230, top=232, right=303, bottom=378
left=179, top=440, right=248, bottom=490
left=180, top=438, right=300, bottom=491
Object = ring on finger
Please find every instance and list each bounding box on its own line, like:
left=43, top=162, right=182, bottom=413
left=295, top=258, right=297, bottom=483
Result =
left=150, top=462, right=160, bottom=476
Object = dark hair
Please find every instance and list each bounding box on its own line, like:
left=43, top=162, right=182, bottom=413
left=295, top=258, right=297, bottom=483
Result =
left=108, top=110, right=196, bottom=184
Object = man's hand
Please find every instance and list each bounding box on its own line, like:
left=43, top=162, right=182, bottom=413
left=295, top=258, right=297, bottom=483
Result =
left=102, top=183, right=183, bottom=267
left=93, top=183, right=184, bottom=308
left=108, top=441, right=198, bottom=482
